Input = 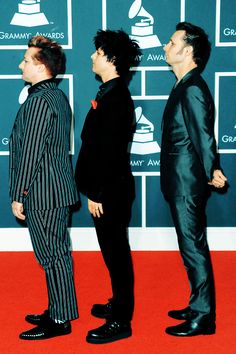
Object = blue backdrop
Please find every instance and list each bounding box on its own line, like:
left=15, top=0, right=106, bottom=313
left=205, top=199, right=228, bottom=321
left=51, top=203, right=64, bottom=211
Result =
left=0, top=0, right=235, bottom=249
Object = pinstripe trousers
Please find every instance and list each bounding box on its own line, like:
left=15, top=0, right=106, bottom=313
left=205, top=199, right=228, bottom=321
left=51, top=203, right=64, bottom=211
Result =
left=26, top=207, right=78, bottom=321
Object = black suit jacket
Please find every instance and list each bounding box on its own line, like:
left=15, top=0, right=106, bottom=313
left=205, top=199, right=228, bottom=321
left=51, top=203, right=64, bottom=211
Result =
left=76, top=77, right=135, bottom=203
left=160, top=68, right=219, bottom=197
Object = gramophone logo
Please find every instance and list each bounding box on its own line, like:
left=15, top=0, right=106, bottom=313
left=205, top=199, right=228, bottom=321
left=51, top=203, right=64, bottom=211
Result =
left=10, top=0, right=49, bottom=27
left=130, top=106, right=160, bottom=155
left=128, top=0, right=161, bottom=49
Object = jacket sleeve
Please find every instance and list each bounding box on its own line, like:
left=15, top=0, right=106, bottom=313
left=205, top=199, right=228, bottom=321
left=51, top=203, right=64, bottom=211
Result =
left=181, top=85, right=219, bottom=181
left=11, top=96, right=53, bottom=203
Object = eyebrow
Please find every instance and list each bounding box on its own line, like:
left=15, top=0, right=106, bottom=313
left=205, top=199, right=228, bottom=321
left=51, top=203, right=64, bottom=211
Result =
left=24, top=55, right=34, bottom=62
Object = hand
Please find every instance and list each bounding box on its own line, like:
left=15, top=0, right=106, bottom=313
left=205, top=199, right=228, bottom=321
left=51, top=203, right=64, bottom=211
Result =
left=12, top=201, right=26, bottom=220
left=88, top=199, right=104, bottom=218
left=208, top=169, right=227, bottom=188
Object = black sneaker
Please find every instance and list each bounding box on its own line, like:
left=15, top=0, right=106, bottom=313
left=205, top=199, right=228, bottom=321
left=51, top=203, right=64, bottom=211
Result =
left=86, top=320, right=132, bottom=344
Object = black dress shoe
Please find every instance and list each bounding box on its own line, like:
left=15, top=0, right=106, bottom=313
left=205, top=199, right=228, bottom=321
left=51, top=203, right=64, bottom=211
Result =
left=25, top=310, right=49, bottom=325
left=91, top=299, right=113, bottom=319
left=86, top=320, right=132, bottom=344
left=168, top=307, right=197, bottom=321
left=19, top=319, right=71, bottom=340
left=165, top=320, right=215, bottom=337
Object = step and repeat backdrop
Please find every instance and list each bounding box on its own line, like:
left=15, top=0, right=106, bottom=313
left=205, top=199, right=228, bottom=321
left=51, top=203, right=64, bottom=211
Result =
left=0, top=0, right=235, bottom=250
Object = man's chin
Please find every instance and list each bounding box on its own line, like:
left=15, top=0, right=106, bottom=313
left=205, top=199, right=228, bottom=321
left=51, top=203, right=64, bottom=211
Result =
left=165, top=60, right=172, bottom=68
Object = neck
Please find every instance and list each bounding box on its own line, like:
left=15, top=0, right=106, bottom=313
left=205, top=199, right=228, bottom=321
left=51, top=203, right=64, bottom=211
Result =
left=31, top=75, right=53, bottom=86
left=172, top=62, right=197, bottom=82
left=101, top=72, right=120, bottom=83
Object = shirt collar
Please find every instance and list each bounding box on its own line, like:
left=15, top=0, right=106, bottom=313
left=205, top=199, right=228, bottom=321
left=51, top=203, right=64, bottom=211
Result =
left=97, top=77, right=121, bottom=100
left=28, top=78, right=57, bottom=95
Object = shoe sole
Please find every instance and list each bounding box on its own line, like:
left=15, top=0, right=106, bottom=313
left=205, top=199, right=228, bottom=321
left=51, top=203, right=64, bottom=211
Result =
left=86, top=331, right=132, bottom=344
left=19, top=329, right=71, bottom=340
left=165, top=329, right=215, bottom=337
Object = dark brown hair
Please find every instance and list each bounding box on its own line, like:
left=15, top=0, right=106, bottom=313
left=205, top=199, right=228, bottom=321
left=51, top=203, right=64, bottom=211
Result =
left=28, top=36, right=65, bottom=77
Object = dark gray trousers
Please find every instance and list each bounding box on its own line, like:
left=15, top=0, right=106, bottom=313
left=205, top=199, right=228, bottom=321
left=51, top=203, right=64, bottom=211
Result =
left=167, top=195, right=215, bottom=323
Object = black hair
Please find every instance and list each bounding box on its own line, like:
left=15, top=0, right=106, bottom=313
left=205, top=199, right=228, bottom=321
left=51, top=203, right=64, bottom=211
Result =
left=176, top=22, right=211, bottom=71
left=94, top=29, right=141, bottom=77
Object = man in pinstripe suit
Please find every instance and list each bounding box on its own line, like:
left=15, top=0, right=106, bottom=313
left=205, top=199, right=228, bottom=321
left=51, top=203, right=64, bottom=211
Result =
left=9, top=36, right=79, bottom=340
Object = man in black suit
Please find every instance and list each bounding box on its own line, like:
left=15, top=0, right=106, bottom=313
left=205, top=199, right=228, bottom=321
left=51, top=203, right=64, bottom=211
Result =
left=161, top=22, right=227, bottom=336
left=9, top=36, right=78, bottom=340
left=76, top=29, right=141, bottom=344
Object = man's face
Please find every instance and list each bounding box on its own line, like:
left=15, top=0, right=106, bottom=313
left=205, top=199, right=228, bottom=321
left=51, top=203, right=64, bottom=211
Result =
left=164, top=30, right=189, bottom=66
left=19, top=47, right=42, bottom=84
left=91, top=48, right=111, bottom=76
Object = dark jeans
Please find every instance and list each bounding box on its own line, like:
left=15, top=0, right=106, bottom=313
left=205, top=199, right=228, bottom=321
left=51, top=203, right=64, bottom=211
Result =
left=93, top=189, right=134, bottom=322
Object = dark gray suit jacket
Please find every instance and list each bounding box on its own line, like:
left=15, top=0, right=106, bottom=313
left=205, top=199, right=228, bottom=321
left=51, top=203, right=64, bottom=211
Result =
left=160, top=68, right=219, bottom=197
left=9, top=79, right=78, bottom=210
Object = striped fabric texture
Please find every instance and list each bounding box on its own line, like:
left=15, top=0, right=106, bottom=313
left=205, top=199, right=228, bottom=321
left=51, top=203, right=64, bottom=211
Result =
left=26, top=207, right=78, bottom=321
left=9, top=79, right=78, bottom=210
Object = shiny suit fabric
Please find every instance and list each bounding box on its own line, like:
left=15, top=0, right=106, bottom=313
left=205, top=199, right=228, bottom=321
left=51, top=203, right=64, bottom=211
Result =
left=9, top=80, right=78, bottom=321
left=76, top=78, right=135, bottom=321
left=160, top=68, right=218, bottom=322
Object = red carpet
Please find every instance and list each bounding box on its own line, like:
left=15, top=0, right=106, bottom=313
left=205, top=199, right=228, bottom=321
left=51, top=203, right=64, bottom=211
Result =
left=0, top=251, right=236, bottom=354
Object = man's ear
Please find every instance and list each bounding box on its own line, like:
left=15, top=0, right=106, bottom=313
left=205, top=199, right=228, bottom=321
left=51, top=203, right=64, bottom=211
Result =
left=185, top=45, right=194, bottom=57
left=37, top=63, right=46, bottom=73
left=110, top=56, right=116, bottom=64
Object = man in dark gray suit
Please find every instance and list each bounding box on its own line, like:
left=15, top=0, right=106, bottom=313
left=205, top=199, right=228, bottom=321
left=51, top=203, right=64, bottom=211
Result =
left=9, top=36, right=78, bottom=340
left=161, top=22, right=227, bottom=336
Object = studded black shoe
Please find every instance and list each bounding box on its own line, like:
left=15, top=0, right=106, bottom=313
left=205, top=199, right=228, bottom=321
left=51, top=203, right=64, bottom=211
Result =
left=19, top=319, right=71, bottom=340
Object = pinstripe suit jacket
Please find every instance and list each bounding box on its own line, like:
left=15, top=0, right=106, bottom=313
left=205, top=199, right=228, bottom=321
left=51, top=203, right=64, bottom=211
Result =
left=9, top=79, right=78, bottom=210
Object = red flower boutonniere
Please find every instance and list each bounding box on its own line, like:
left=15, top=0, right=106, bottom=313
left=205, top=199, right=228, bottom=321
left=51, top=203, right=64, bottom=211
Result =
left=91, top=99, right=98, bottom=109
